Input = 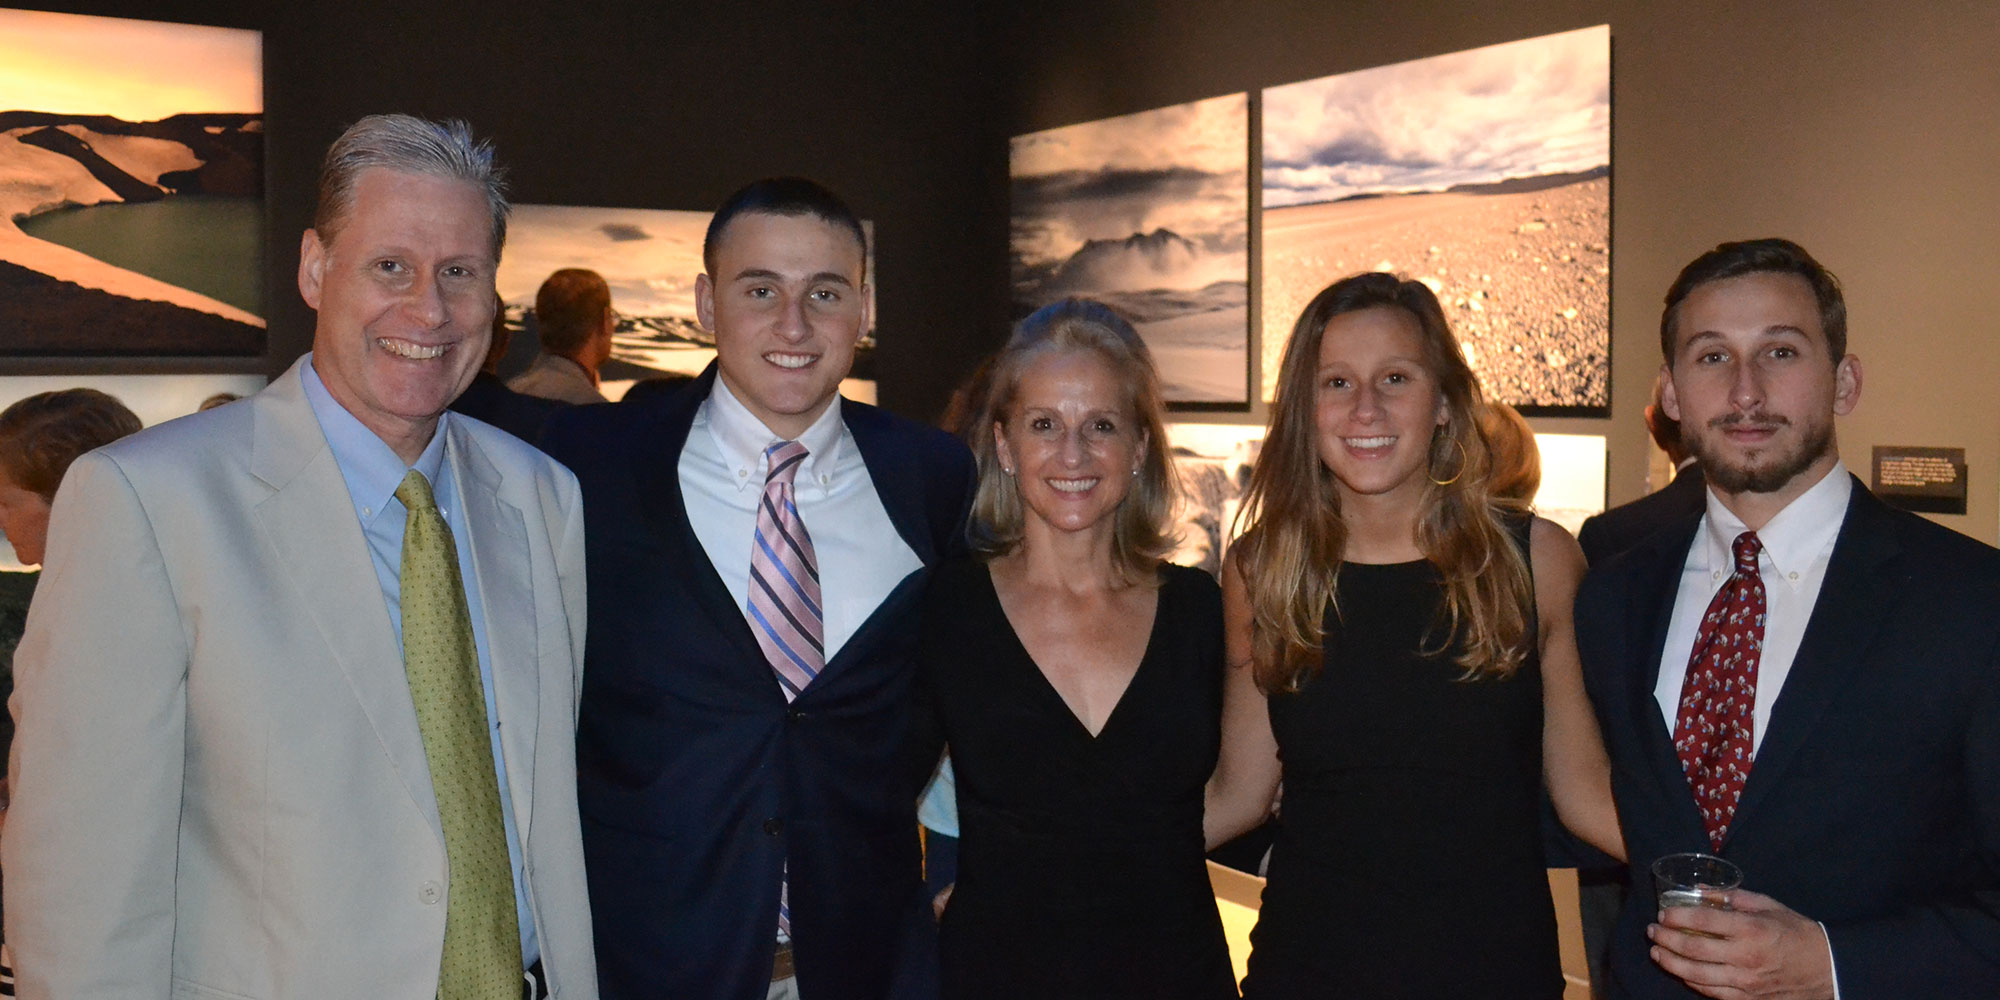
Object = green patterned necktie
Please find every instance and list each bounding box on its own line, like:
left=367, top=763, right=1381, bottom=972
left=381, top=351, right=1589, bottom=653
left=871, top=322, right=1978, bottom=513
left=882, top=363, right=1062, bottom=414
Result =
left=396, top=469, right=522, bottom=1000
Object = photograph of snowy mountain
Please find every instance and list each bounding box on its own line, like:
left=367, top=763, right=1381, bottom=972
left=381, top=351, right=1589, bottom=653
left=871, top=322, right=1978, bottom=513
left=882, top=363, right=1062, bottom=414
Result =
left=1262, top=25, right=1610, bottom=412
left=1011, top=94, right=1250, bottom=407
left=0, top=9, right=263, bottom=360
left=497, top=204, right=876, bottom=399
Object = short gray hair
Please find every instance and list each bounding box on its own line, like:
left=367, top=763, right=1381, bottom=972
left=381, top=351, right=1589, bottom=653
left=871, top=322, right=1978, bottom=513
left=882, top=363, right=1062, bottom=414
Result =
left=312, top=114, right=509, bottom=255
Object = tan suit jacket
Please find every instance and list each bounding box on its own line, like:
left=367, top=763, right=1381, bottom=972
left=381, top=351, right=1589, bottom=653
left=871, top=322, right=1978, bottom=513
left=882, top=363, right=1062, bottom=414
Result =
left=4, top=359, right=597, bottom=999
left=507, top=355, right=606, bottom=406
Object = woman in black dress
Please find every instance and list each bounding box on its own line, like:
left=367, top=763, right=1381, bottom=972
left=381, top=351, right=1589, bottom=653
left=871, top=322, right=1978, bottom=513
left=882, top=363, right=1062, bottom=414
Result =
left=1202, top=274, right=1624, bottom=998
left=912, top=299, right=1238, bottom=1000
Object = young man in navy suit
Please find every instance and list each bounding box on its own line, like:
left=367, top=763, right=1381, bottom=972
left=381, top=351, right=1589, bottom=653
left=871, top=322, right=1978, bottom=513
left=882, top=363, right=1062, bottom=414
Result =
left=1576, top=238, right=2000, bottom=999
left=543, top=178, right=972, bottom=1000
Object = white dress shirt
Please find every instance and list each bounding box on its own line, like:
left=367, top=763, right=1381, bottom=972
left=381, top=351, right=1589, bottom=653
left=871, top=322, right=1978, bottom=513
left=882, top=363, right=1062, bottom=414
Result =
left=1654, top=464, right=1851, bottom=750
left=1652, top=462, right=1851, bottom=996
left=679, top=377, right=923, bottom=665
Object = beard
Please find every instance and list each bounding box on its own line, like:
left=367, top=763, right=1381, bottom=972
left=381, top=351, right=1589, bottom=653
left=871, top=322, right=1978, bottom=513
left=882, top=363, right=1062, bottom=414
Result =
left=1689, top=411, right=1836, bottom=494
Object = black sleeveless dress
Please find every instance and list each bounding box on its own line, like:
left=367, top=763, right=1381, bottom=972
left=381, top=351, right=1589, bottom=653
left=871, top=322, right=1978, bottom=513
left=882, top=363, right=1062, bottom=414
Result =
left=916, top=558, right=1239, bottom=1000
left=1240, top=540, right=1561, bottom=999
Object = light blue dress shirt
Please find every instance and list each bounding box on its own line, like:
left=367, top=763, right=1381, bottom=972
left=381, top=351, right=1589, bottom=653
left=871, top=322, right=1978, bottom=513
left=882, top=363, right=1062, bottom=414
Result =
left=301, top=358, right=538, bottom=966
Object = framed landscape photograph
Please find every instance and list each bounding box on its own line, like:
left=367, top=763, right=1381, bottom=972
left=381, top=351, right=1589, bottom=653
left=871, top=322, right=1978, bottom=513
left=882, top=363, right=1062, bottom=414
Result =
left=1011, top=94, right=1251, bottom=409
left=1261, top=25, right=1610, bottom=414
left=0, top=8, right=264, bottom=368
left=497, top=203, right=877, bottom=402
left=1164, top=421, right=1267, bottom=576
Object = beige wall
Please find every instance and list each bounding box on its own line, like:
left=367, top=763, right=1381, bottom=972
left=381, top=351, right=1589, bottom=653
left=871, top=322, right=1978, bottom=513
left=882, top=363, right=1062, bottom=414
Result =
left=1603, top=1, right=2000, bottom=543
left=999, top=0, right=2000, bottom=543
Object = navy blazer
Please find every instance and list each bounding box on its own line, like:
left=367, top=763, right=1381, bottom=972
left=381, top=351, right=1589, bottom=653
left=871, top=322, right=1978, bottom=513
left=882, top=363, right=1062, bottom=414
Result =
left=1577, top=463, right=1707, bottom=568
left=542, top=364, right=975, bottom=1000
left=449, top=370, right=570, bottom=447
left=1576, top=477, right=2000, bottom=998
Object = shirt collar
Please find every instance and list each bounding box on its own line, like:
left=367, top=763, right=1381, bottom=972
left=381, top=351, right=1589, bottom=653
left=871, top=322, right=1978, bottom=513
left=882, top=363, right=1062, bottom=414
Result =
left=699, top=375, right=846, bottom=491
left=301, top=353, right=450, bottom=522
left=1700, top=461, right=1851, bottom=584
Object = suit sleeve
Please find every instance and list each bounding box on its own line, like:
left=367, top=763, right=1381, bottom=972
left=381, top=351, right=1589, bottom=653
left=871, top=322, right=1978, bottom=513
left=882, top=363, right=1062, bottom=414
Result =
left=1822, top=626, right=2000, bottom=997
left=4, top=452, right=188, bottom=999
left=1575, top=514, right=1608, bottom=567
left=553, top=467, right=588, bottom=716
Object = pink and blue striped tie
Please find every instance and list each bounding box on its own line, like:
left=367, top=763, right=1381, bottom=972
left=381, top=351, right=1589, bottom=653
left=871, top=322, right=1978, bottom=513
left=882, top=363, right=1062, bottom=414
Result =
left=748, top=440, right=823, bottom=701
left=747, top=440, right=821, bottom=939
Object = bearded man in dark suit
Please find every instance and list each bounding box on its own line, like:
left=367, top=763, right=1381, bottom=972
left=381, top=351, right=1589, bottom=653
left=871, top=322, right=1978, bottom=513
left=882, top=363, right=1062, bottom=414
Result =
left=1576, top=238, right=2000, bottom=999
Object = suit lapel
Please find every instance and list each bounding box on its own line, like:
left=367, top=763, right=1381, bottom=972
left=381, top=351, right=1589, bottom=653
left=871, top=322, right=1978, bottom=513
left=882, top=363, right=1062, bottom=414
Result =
left=803, top=398, right=937, bottom=684
left=1625, top=520, right=1714, bottom=845
left=634, top=365, right=770, bottom=672
left=450, top=422, right=540, bottom=843
left=248, top=361, right=441, bottom=835
left=843, top=397, right=937, bottom=565
left=1730, top=480, right=1899, bottom=836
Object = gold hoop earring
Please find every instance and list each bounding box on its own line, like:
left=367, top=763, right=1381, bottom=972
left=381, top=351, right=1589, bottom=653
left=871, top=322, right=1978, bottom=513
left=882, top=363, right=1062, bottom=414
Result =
left=1428, top=436, right=1467, bottom=487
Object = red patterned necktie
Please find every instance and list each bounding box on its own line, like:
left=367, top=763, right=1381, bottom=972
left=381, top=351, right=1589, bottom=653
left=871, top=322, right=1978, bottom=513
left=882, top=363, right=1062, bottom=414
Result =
left=1672, top=530, right=1765, bottom=851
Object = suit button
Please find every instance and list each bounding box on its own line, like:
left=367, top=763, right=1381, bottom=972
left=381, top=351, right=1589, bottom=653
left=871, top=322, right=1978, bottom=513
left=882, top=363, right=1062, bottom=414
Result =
left=419, top=880, right=443, bottom=905
left=786, top=707, right=805, bottom=722
left=763, top=817, right=784, bottom=836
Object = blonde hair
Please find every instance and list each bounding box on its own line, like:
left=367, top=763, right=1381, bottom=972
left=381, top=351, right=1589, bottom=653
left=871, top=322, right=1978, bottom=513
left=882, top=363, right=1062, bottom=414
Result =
left=1237, top=273, right=1534, bottom=691
left=968, top=299, right=1178, bottom=585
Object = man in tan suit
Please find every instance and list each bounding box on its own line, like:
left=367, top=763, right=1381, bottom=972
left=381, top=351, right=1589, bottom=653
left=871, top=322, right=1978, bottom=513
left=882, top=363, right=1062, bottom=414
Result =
left=4, top=115, right=596, bottom=999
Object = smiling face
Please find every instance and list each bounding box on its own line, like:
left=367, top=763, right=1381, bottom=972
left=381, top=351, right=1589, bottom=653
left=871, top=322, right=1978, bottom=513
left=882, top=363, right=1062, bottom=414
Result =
left=994, top=349, right=1146, bottom=538
left=0, top=468, right=50, bottom=566
left=1313, top=306, right=1449, bottom=506
left=1662, top=270, right=1860, bottom=508
left=696, top=211, right=869, bottom=439
left=298, top=168, right=496, bottom=463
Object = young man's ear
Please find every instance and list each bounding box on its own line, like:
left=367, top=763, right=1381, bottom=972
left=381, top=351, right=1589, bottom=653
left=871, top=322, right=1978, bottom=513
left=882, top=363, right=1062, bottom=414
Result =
left=1833, top=355, right=1863, bottom=417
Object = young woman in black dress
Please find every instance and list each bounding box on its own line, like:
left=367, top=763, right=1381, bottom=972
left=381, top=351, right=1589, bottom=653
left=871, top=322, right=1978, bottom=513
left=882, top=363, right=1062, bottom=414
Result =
left=1202, top=274, right=1624, bottom=998
left=912, top=299, right=1238, bottom=999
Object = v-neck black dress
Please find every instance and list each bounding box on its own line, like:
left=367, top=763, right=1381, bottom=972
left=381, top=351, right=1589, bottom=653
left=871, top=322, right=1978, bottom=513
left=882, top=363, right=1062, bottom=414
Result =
left=914, top=557, right=1237, bottom=1000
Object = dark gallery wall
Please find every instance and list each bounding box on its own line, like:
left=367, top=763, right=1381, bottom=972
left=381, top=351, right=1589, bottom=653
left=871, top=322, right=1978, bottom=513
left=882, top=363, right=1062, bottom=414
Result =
left=23, top=1, right=2000, bottom=541
left=35, top=0, right=1014, bottom=423
left=993, top=0, right=2000, bottom=544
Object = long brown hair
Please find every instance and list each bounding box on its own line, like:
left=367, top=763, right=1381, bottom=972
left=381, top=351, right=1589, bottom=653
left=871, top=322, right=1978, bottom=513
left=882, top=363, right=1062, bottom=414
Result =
left=1236, top=273, right=1533, bottom=691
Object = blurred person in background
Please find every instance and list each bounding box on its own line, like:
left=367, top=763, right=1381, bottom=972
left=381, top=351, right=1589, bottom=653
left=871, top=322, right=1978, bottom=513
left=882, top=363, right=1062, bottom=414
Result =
left=510, top=268, right=614, bottom=404
left=1576, top=371, right=1705, bottom=565
left=1480, top=400, right=1542, bottom=506
left=450, top=291, right=567, bottom=444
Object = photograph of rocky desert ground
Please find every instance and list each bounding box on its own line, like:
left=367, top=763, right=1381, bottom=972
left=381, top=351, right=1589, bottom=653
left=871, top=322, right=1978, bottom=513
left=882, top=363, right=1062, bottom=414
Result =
left=1261, top=25, right=1609, bottom=412
left=0, top=8, right=263, bottom=358
left=1011, top=93, right=1250, bottom=407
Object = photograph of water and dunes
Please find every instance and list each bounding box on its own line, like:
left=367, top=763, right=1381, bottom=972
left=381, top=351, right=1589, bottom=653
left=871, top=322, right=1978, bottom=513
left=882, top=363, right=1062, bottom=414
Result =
left=1261, top=25, right=1610, bottom=413
left=1011, top=93, right=1251, bottom=409
left=496, top=204, right=877, bottom=401
left=0, top=8, right=263, bottom=361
